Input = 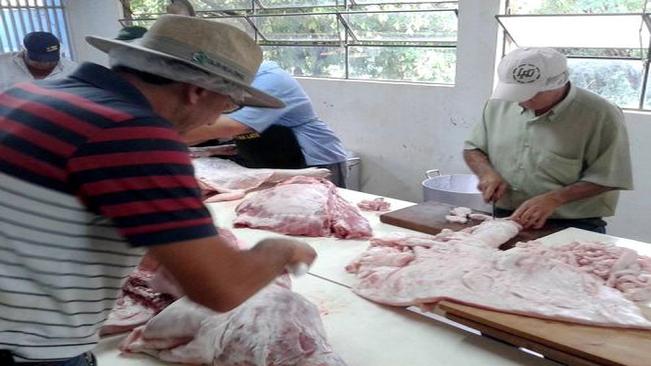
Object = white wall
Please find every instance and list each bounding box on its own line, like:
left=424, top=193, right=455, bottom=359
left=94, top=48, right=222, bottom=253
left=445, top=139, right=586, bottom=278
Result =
left=605, top=112, right=651, bottom=241
left=65, top=0, right=651, bottom=242
left=65, top=0, right=123, bottom=65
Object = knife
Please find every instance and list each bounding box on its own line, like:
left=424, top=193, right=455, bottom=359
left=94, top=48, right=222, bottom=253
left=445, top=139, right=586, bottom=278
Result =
left=492, top=201, right=496, bottom=219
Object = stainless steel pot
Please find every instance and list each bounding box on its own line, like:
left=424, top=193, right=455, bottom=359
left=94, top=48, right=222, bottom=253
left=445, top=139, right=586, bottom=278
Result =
left=421, top=169, right=491, bottom=212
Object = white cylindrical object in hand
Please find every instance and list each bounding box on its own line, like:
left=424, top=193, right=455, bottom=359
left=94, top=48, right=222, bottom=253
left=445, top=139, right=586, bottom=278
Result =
left=286, top=262, right=309, bottom=276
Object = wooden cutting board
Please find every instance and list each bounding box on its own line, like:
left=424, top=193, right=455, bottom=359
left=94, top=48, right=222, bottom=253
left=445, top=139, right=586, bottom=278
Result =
left=438, top=301, right=651, bottom=366
left=379, top=201, right=564, bottom=249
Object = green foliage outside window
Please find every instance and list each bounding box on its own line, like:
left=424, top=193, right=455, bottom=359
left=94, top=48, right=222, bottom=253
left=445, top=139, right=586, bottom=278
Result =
left=507, top=0, right=650, bottom=109
left=124, top=0, right=458, bottom=83
left=509, top=0, right=645, bottom=14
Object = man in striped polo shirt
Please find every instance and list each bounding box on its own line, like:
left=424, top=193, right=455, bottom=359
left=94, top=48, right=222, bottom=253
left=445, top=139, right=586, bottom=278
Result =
left=0, top=15, right=316, bottom=365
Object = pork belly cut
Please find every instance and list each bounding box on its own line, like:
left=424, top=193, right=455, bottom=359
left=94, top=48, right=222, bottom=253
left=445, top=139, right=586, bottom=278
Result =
left=100, top=265, right=177, bottom=336
left=122, top=277, right=347, bottom=366
left=366, top=219, right=520, bottom=250
left=101, top=229, right=240, bottom=335
left=347, top=223, right=651, bottom=329
left=234, top=176, right=372, bottom=239
left=517, top=240, right=651, bottom=302
left=194, top=157, right=329, bottom=202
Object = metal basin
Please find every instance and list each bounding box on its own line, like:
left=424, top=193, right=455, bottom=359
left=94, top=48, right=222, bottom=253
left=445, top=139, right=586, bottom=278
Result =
left=421, top=170, right=491, bottom=212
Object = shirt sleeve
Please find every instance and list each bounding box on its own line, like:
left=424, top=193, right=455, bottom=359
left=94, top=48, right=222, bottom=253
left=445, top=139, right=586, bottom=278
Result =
left=464, top=102, right=489, bottom=152
left=226, top=71, right=288, bottom=133
left=67, top=117, right=218, bottom=247
left=580, top=108, right=634, bottom=190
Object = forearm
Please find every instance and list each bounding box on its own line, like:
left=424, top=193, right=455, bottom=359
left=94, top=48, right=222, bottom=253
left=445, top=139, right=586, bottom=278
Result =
left=183, top=116, right=253, bottom=146
left=206, top=238, right=293, bottom=309
left=463, top=149, right=496, bottom=177
left=148, top=236, right=293, bottom=312
left=545, top=181, right=615, bottom=206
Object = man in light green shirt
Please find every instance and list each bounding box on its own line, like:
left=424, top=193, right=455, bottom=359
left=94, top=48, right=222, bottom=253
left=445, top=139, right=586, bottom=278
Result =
left=464, top=48, right=633, bottom=233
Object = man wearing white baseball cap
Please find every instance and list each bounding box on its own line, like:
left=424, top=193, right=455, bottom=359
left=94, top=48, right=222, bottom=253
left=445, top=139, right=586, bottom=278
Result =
left=464, top=47, right=632, bottom=233
left=0, top=15, right=315, bottom=364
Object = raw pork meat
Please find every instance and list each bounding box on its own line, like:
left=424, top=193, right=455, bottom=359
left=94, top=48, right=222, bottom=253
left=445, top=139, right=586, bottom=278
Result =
left=469, top=213, right=492, bottom=221
left=462, top=219, right=521, bottom=249
left=357, top=198, right=391, bottom=212
left=516, top=241, right=651, bottom=302
left=122, top=277, right=347, bottom=366
left=364, top=219, right=521, bottom=251
left=347, top=223, right=651, bottom=329
left=101, top=229, right=241, bottom=335
left=234, top=176, right=372, bottom=239
left=445, top=206, right=492, bottom=224
left=193, top=158, right=329, bottom=202
left=100, top=262, right=177, bottom=335
left=368, top=231, right=444, bottom=248
left=445, top=206, right=472, bottom=224
left=445, top=215, right=468, bottom=224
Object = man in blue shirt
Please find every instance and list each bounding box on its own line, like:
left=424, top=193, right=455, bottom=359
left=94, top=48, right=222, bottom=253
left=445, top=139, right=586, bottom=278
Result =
left=185, top=61, right=349, bottom=187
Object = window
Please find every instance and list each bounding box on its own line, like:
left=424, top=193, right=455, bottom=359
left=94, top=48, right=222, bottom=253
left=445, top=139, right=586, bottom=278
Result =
left=0, top=0, right=73, bottom=58
left=122, top=0, right=458, bottom=83
left=498, top=0, right=650, bottom=110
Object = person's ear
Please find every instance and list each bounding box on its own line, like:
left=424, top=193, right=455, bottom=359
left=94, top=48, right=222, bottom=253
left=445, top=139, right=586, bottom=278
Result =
left=184, top=84, right=209, bottom=105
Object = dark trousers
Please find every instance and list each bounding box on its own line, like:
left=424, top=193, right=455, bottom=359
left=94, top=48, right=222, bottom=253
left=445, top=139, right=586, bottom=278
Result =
left=494, top=208, right=607, bottom=234
left=0, top=352, right=96, bottom=366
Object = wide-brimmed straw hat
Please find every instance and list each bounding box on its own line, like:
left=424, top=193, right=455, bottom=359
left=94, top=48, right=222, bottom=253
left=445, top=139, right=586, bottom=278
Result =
left=86, top=15, right=283, bottom=108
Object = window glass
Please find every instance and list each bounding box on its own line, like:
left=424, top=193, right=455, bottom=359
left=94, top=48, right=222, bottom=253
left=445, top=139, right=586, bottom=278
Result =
left=262, top=45, right=345, bottom=77
left=507, top=0, right=645, bottom=14
left=124, top=0, right=459, bottom=84
left=348, top=46, right=456, bottom=83
left=345, top=10, right=456, bottom=43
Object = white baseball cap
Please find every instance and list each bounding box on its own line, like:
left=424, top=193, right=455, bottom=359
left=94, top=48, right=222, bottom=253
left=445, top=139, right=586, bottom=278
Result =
left=492, top=47, right=569, bottom=102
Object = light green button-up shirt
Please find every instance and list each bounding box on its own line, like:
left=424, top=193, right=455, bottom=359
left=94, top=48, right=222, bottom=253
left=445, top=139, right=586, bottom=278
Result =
left=464, top=84, right=633, bottom=219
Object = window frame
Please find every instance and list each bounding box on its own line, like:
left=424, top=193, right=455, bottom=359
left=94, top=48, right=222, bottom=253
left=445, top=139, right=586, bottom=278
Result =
left=120, top=0, right=459, bottom=84
left=497, top=4, right=651, bottom=110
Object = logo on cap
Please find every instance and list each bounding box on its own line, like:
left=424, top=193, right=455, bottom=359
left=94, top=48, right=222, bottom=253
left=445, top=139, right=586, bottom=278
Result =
left=512, top=64, right=541, bottom=84
left=45, top=45, right=59, bottom=53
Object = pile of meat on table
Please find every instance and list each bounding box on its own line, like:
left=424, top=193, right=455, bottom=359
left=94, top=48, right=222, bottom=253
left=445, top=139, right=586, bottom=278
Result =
left=356, top=197, right=391, bottom=212
left=193, top=157, right=329, bottom=202
left=346, top=218, right=651, bottom=329
left=234, top=176, right=372, bottom=239
left=193, top=158, right=372, bottom=239
left=102, top=229, right=347, bottom=366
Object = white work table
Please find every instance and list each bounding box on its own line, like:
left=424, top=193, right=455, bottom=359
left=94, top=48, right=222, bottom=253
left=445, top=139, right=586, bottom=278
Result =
left=96, top=188, right=649, bottom=366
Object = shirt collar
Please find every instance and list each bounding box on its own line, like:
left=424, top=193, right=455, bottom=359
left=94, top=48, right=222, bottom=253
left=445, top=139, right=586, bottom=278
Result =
left=547, top=82, right=576, bottom=121
left=69, top=62, right=151, bottom=109
left=519, top=82, right=576, bottom=122
left=48, top=59, right=68, bottom=77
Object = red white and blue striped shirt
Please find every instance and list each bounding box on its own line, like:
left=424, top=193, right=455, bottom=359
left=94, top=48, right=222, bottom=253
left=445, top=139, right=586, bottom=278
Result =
left=0, top=63, right=217, bottom=361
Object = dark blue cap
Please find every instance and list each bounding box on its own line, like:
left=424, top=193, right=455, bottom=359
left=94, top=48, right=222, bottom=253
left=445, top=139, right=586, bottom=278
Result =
left=23, top=31, right=60, bottom=62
